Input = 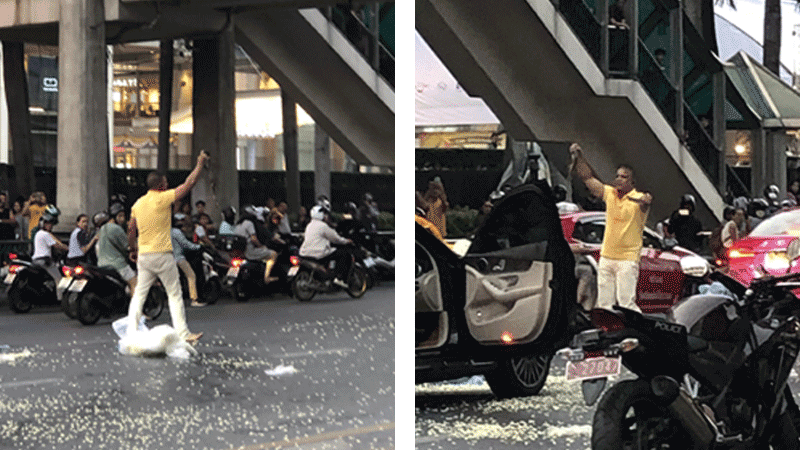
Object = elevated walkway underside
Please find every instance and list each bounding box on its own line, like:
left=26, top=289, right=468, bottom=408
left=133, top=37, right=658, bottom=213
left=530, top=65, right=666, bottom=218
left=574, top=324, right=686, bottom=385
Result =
left=417, top=0, right=723, bottom=225
left=0, top=0, right=393, bottom=166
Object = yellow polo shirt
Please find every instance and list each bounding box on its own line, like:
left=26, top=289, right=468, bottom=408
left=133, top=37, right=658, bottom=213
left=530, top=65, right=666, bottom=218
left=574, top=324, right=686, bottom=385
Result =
left=27, top=203, right=46, bottom=239
left=600, top=185, right=649, bottom=261
left=131, top=189, right=176, bottom=254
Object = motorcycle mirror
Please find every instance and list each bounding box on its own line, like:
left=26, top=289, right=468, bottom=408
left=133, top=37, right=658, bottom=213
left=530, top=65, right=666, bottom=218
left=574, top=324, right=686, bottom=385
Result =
left=680, top=255, right=710, bottom=278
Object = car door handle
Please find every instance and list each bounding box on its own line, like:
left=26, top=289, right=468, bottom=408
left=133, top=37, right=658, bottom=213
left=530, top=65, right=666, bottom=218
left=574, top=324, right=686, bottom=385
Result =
left=480, top=278, right=540, bottom=303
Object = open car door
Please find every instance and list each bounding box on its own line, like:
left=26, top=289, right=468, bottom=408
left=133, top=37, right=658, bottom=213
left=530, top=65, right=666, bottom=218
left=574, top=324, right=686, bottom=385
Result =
left=464, top=181, right=576, bottom=348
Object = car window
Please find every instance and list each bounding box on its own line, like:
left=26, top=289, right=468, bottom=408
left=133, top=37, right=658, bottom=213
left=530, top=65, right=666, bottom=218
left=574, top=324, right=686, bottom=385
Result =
left=469, top=183, right=558, bottom=254
left=573, top=220, right=605, bottom=244
left=750, top=210, right=800, bottom=237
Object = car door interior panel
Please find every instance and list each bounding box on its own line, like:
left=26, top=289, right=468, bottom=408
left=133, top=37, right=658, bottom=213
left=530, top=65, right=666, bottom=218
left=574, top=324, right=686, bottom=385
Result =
left=464, top=261, right=553, bottom=345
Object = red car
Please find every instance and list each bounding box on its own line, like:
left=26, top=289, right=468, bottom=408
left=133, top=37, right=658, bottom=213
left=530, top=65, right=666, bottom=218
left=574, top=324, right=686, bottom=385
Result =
left=560, top=211, right=704, bottom=313
left=726, top=209, right=800, bottom=287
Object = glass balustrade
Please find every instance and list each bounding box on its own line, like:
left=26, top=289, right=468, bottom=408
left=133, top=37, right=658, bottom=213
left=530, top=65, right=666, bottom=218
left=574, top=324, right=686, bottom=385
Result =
left=323, top=3, right=394, bottom=86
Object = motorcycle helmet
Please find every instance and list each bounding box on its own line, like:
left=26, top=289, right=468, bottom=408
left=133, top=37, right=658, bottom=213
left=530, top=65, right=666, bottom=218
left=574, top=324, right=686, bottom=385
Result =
left=310, top=205, right=328, bottom=221
left=782, top=199, right=797, bottom=209
left=363, top=193, right=373, bottom=203
left=41, top=205, right=60, bottom=225
left=345, top=201, right=358, bottom=217
left=109, top=202, right=125, bottom=218
left=552, top=184, right=568, bottom=203
left=242, top=204, right=259, bottom=219
left=93, top=211, right=110, bottom=227
left=765, top=184, right=780, bottom=203
left=680, top=193, right=696, bottom=210
left=732, top=196, right=749, bottom=211
left=316, top=195, right=331, bottom=212
left=222, top=206, right=236, bottom=223
left=749, top=198, right=769, bottom=218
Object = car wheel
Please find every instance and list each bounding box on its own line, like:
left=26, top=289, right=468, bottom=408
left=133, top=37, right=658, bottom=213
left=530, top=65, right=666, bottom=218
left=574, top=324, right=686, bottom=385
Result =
left=77, top=292, right=102, bottom=326
left=485, top=353, right=552, bottom=398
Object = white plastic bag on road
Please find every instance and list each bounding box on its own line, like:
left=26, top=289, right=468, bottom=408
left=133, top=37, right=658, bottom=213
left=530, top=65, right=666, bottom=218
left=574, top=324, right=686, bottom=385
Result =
left=112, top=317, right=198, bottom=360
left=265, top=364, right=298, bottom=376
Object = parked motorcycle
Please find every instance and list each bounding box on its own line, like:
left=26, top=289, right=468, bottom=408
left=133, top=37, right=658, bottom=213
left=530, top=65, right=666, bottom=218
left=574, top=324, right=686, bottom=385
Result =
left=65, top=263, right=167, bottom=326
left=5, top=252, right=71, bottom=313
left=290, top=246, right=369, bottom=302
left=558, top=254, right=800, bottom=449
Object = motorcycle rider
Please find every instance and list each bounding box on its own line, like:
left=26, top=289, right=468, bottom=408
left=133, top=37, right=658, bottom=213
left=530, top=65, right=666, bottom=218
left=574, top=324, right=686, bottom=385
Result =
left=666, top=194, right=703, bottom=252
left=32, top=206, right=68, bottom=296
left=299, top=204, right=353, bottom=288
left=218, top=206, right=236, bottom=235
left=172, top=214, right=204, bottom=307
left=96, top=204, right=137, bottom=294
left=66, top=214, right=99, bottom=266
left=358, top=193, right=379, bottom=233
left=234, top=205, right=278, bottom=284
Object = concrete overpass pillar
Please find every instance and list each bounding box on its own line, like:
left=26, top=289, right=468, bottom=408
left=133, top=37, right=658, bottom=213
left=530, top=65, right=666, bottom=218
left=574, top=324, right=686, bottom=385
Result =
left=314, top=124, right=331, bottom=207
left=56, top=0, right=108, bottom=230
left=192, top=21, right=238, bottom=222
left=2, top=42, right=35, bottom=200
left=282, top=90, right=300, bottom=217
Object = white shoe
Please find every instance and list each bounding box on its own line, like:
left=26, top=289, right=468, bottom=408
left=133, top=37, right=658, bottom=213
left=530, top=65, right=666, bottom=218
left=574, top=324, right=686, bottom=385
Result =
left=332, top=278, right=348, bottom=289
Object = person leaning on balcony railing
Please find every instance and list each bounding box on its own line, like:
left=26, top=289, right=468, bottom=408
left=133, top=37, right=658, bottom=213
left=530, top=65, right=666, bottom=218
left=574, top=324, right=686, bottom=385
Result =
left=609, top=0, right=629, bottom=28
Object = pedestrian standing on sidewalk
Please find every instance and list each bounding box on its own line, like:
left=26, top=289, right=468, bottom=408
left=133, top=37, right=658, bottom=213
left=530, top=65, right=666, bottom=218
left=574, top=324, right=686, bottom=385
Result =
left=126, top=151, right=209, bottom=344
left=570, top=143, right=652, bottom=313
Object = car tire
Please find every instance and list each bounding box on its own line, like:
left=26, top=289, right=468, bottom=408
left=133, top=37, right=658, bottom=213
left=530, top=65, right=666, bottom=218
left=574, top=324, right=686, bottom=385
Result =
left=485, top=353, right=552, bottom=398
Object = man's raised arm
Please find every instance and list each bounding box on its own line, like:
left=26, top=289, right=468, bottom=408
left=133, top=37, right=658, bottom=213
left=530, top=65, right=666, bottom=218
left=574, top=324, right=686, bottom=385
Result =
left=175, top=151, right=210, bottom=201
left=570, top=143, right=604, bottom=199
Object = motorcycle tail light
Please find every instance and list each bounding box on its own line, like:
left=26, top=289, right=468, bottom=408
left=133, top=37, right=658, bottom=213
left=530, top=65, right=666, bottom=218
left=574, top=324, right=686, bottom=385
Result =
left=9, top=265, right=19, bottom=274
left=74, top=266, right=84, bottom=276
left=290, top=256, right=300, bottom=266
left=500, top=331, right=513, bottom=344
left=62, top=266, right=72, bottom=277
left=590, top=309, right=626, bottom=333
left=231, top=259, right=244, bottom=268
left=8, top=253, right=17, bottom=260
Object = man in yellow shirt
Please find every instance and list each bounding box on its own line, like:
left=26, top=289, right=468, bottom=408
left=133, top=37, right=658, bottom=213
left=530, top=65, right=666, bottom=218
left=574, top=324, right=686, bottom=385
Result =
left=126, top=151, right=209, bottom=344
left=570, top=143, right=651, bottom=313
left=22, top=192, right=47, bottom=239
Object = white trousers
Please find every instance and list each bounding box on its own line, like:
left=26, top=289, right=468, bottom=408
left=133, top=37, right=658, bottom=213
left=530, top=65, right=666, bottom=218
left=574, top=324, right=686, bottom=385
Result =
left=127, top=252, right=190, bottom=338
left=597, top=257, right=641, bottom=313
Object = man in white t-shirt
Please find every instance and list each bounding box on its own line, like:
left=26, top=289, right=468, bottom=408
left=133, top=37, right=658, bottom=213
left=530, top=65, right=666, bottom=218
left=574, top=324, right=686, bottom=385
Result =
left=32, top=210, right=69, bottom=297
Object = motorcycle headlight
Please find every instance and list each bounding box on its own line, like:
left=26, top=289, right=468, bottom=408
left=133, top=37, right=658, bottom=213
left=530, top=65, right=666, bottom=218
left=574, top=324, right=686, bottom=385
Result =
left=764, top=251, right=791, bottom=272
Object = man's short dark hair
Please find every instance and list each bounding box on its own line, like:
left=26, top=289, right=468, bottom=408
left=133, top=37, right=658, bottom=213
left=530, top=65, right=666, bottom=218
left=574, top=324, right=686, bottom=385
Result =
left=146, top=171, right=166, bottom=190
left=195, top=200, right=206, bottom=207
left=76, top=214, right=88, bottom=223
left=617, top=164, right=635, bottom=176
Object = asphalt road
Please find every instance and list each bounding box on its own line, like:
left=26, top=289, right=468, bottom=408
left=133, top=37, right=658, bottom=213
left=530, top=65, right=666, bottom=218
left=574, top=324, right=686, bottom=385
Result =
left=415, top=361, right=800, bottom=449
left=0, top=283, right=395, bottom=450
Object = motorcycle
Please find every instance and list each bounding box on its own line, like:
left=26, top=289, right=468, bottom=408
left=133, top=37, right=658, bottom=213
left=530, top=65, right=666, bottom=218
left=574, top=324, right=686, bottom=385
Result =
left=336, top=219, right=394, bottom=286
left=290, top=245, right=369, bottom=302
left=218, top=234, right=297, bottom=302
left=557, top=255, right=800, bottom=449
left=65, top=263, right=167, bottom=326
left=5, top=251, right=71, bottom=313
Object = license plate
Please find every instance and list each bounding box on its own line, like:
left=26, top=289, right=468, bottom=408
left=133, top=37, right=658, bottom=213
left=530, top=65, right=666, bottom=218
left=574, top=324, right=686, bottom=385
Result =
left=565, top=356, right=621, bottom=381
left=4, top=273, right=14, bottom=284
left=68, top=279, right=88, bottom=292
left=57, top=277, right=72, bottom=291
left=288, top=266, right=299, bottom=277
left=226, top=267, right=239, bottom=278
left=363, top=257, right=376, bottom=268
